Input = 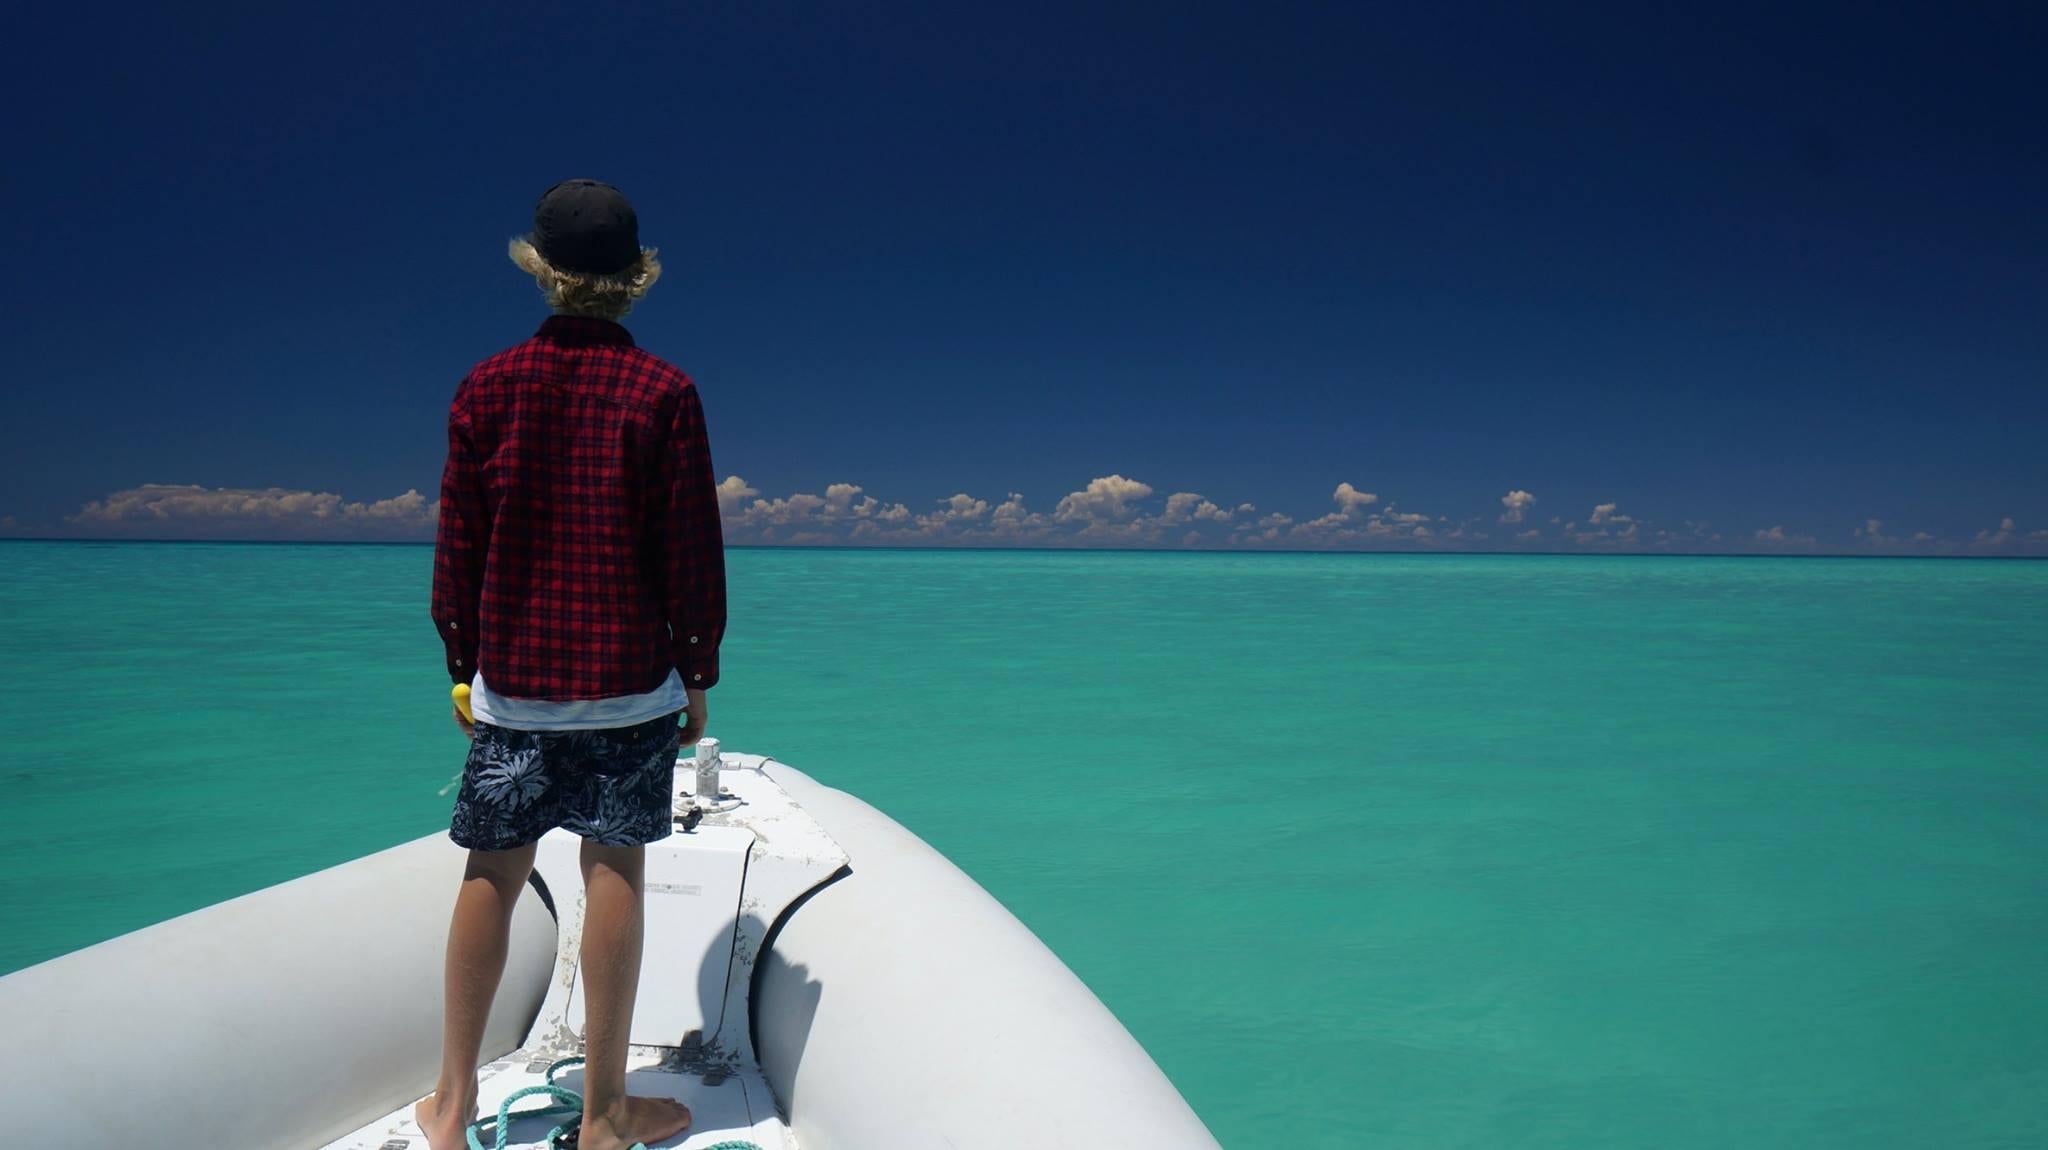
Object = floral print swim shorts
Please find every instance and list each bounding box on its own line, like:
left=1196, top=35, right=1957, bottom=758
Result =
left=448, top=712, right=682, bottom=851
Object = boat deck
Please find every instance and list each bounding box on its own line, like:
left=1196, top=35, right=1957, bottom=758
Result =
left=323, top=751, right=844, bottom=1150
left=322, top=1045, right=794, bottom=1149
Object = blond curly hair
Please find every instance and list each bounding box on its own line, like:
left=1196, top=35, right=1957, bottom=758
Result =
left=508, top=237, right=662, bottom=320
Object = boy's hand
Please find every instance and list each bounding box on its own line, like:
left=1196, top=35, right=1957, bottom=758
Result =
left=678, top=688, right=709, bottom=748
left=453, top=706, right=476, bottom=739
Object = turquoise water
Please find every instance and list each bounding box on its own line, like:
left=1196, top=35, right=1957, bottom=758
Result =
left=2, top=542, right=2045, bottom=1146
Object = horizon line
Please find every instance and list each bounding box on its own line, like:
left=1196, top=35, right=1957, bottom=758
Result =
left=1, top=536, right=2041, bottom=561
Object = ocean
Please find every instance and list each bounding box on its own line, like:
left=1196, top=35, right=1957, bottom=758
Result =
left=2, top=541, right=2044, bottom=1147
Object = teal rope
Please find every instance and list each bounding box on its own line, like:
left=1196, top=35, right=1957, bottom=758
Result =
left=462, top=1056, right=762, bottom=1150
left=463, top=1057, right=583, bottom=1150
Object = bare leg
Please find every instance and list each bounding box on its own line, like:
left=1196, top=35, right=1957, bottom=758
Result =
left=578, top=840, right=692, bottom=1150
left=416, top=843, right=539, bottom=1150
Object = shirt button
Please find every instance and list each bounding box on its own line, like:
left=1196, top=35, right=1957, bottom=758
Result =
left=692, top=673, right=702, bottom=681
left=450, top=622, right=458, bottom=630
left=455, top=659, right=463, bottom=667
left=689, top=635, right=698, bottom=644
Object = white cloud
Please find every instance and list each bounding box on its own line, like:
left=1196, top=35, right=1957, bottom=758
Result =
left=1752, top=525, right=1817, bottom=548
left=1852, top=518, right=1943, bottom=551
left=1973, top=517, right=2016, bottom=548
left=73, top=474, right=2017, bottom=555
left=987, top=493, right=1049, bottom=539
left=720, top=477, right=914, bottom=542
left=1281, top=483, right=1441, bottom=548
left=1570, top=501, right=1641, bottom=546
left=1573, top=522, right=1639, bottom=546
left=1159, top=491, right=1232, bottom=525
left=1035, top=475, right=1204, bottom=545
left=715, top=476, right=760, bottom=515
left=1239, top=511, right=1294, bottom=544
left=916, top=494, right=991, bottom=534
left=739, top=492, right=826, bottom=524
left=1589, top=502, right=1631, bottom=526
left=1333, top=482, right=1378, bottom=512
left=1161, top=492, right=1201, bottom=523
left=69, top=484, right=437, bottom=538
left=1053, top=475, right=1155, bottom=523
left=351, top=490, right=433, bottom=522
left=1499, top=489, right=1536, bottom=524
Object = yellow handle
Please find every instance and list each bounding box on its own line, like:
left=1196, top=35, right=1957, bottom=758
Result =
left=451, top=682, right=474, bottom=723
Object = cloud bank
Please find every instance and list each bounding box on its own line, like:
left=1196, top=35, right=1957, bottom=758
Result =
left=47, top=479, right=2048, bottom=556
left=68, top=484, right=437, bottom=539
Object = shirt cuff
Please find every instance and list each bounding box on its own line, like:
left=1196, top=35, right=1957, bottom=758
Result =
left=438, top=618, right=476, bottom=684
left=677, top=651, right=719, bottom=690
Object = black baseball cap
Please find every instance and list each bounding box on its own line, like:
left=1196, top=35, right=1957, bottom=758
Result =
left=532, top=179, right=641, bottom=276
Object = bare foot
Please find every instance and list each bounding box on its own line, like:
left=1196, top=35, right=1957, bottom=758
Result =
left=579, top=1095, right=693, bottom=1150
left=414, top=1090, right=477, bottom=1150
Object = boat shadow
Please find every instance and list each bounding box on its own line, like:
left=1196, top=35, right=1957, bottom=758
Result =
left=654, top=907, right=828, bottom=1118
left=521, top=911, right=821, bottom=1144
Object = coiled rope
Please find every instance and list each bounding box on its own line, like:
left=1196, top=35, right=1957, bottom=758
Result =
left=464, top=1056, right=762, bottom=1150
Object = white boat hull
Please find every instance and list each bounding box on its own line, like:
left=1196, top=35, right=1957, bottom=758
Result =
left=0, top=755, right=1220, bottom=1149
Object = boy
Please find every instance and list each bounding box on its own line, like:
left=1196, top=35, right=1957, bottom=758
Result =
left=417, top=179, right=724, bottom=1150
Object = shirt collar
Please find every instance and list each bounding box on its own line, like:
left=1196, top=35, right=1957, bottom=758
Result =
left=537, top=315, right=636, bottom=347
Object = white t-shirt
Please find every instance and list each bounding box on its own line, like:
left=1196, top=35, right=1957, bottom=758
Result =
left=469, top=667, right=687, bottom=732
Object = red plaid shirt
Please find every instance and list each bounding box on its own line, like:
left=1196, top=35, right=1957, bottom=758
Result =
left=432, top=316, right=726, bottom=700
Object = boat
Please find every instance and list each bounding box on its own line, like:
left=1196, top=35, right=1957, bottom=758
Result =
left=0, top=748, right=1221, bottom=1149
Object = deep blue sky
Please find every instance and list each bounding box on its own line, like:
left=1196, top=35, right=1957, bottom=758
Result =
left=3, top=2, right=2043, bottom=551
